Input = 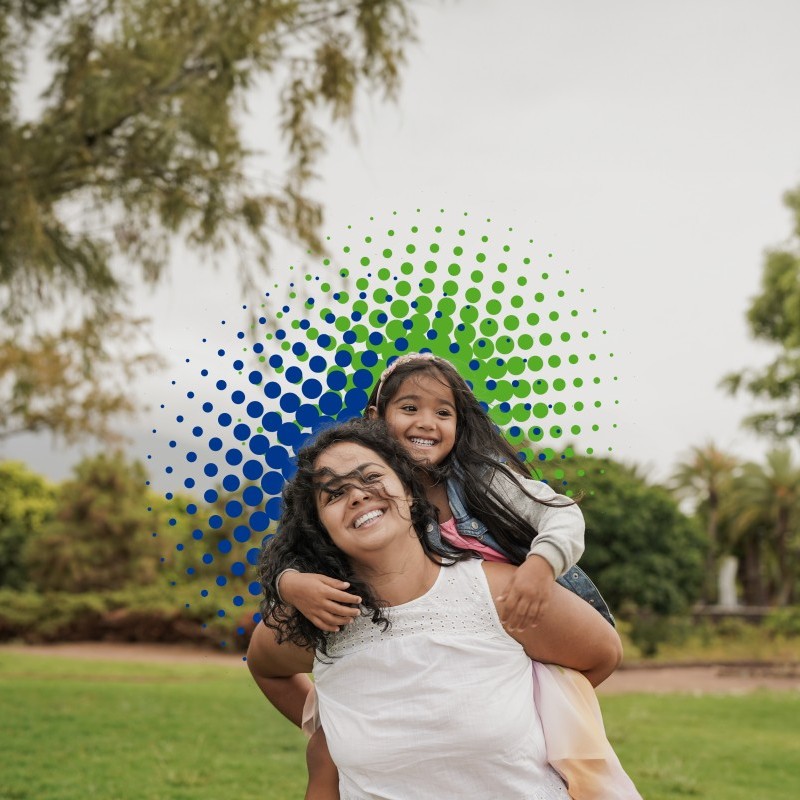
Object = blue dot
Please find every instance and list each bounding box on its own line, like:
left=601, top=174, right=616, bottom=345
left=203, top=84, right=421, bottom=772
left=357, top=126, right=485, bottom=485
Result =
left=231, top=390, right=245, bottom=404
left=225, top=500, right=243, bottom=518
left=192, top=529, right=204, bottom=540
left=292, top=342, right=306, bottom=356
left=266, top=446, right=289, bottom=469
left=249, top=511, right=269, bottom=532
left=309, top=356, right=327, bottom=373
left=265, top=496, right=282, bottom=520
left=232, top=595, right=245, bottom=606
left=248, top=370, right=263, bottom=385
left=264, top=381, right=281, bottom=399
left=248, top=581, right=262, bottom=596
left=396, top=337, right=409, bottom=351
left=209, top=437, right=223, bottom=451
left=285, top=366, right=302, bottom=383
left=225, top=448, right=244, bottom=466
left=243, top=459, right=263, bottom=481
left=218, top=539, right=232, bottom=554
left=246, top=548, right=260, bottom=565
left=202, top=554, right=214, bottom=565
left=262, top=412, right=281, bottom=432
left=222, top=474, right=241, bottom=492
left=319, top=391, right=343, bottom=416
left=231, top=561, right=246, bottom=576
left=233, top=526, right=251, bottom=543
left=261, top=471, right=284, bottom=494
left=296, top=404, right=320, bottom=428
left=246, top=401, right=264, bottom=418
left=218, top=413, right=232, bottom=427
left=279, top=393, right=300, bottom=413
left=301, top=379, right=323, bottom=399
left=243, top=486, right=264, bottom=506
left=269, top=355, right=283, bottom=368
left=233, top=423, right=251, bottom=441
left=216, top=576, right=228, bottom=587
left=209, top=515, right=223, bottom=529
left=204, top=463, right=219, bottom=478
left=353, top=369, right=374, bottom=389
left=204, top=489, right=218, bottom=503
left=249, top=434, right=269, bottom=455
left=345, top=388, right=368, bottom=410
left=327, top=370, right=347, bottom=391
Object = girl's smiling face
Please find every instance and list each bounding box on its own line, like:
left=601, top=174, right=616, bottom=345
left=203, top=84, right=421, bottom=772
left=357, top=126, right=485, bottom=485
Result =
left=380, top=372, right=457, bottom=468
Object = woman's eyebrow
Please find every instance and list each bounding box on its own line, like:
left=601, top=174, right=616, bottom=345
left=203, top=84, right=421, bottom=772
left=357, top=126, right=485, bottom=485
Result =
left=315, top=462, right=384, bottom=493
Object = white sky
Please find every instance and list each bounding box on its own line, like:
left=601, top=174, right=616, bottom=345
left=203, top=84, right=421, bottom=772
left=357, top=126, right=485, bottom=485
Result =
left=6, top=0, right=800, bottom=483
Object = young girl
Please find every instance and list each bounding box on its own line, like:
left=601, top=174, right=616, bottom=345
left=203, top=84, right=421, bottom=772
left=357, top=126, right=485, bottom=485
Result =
left=277, top=352, right=613, bottom=638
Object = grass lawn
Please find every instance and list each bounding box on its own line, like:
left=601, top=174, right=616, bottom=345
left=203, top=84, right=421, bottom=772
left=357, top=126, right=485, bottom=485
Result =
left=1, top=650, right=798, bottom=799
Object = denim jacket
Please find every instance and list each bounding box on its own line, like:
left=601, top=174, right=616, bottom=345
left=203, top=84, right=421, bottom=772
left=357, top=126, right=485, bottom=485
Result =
left=434, top=471, right=615, bottom=627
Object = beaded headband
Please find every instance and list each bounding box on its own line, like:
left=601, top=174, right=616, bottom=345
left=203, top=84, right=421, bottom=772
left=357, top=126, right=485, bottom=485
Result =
left=374, top=352, right=440, bottom=408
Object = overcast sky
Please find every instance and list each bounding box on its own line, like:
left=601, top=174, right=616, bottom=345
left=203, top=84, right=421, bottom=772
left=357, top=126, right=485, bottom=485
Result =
left=6, top=0, right=800, bottom=484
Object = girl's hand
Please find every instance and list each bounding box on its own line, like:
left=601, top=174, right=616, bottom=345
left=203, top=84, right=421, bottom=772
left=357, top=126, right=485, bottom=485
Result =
left=495, top=555, right=555, bottom=632
left=279, top=571, right=362, bottom=632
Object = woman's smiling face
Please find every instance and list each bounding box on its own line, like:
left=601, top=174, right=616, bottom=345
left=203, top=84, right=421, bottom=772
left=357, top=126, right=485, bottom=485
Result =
left=314, top=441, right=414, bottom=562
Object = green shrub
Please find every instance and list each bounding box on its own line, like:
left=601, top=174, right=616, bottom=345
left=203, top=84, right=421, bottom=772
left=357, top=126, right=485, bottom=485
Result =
left=764, top=607, right=800, bottom=638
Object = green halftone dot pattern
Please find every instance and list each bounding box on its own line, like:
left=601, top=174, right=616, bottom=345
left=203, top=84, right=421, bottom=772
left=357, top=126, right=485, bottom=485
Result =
left=289, top=210, right=619, bottom=482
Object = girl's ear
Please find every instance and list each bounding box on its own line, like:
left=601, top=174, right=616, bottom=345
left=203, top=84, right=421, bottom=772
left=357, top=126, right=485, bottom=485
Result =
left=366, top=405, right=379, bottom=419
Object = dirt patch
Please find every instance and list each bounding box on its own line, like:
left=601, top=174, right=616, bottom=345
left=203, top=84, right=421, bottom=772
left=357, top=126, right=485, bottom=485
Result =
left=3, top=642, right=800, bottom=693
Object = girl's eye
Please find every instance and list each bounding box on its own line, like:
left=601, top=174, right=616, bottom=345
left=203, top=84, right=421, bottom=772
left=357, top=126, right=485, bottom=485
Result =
left=437, top=410, right=453, bottom=417
left=400, top=404, right=417, bottom=412
left=325, top=488, right=344, bottom=503
left=364, top=473, right=381, bottom=483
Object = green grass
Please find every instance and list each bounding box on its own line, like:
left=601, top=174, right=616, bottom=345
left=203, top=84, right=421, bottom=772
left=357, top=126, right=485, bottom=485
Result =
left=1, top=651, right=799, bottom=800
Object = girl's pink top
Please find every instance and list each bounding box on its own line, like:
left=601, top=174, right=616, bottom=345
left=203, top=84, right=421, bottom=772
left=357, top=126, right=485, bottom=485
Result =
left=439, top=517, right=510, bottom=563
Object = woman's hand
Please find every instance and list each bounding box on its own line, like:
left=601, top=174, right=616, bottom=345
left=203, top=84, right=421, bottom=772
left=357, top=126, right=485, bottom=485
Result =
left=494, top=555, right=555, bottom=631
left=279, top=571, right=362, bottom=632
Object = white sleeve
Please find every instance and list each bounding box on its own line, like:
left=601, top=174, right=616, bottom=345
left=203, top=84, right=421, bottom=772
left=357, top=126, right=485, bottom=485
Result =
left=488, top=469, right=585, bottom=578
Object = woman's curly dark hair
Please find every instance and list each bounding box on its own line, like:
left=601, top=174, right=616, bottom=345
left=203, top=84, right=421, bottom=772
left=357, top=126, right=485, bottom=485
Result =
left=258, top=418, right=466, bottom=657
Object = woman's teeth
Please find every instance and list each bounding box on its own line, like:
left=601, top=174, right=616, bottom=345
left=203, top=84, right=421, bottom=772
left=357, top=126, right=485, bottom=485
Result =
left=409, top=437, right=435, bottom=447
left=354, top=509, right=384, bottom=529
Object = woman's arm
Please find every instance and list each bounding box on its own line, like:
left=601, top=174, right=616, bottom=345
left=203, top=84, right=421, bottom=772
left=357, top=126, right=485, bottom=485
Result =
left=247, top=619, right=315, bottom=726
left=483, top=562, right=622, bottom=687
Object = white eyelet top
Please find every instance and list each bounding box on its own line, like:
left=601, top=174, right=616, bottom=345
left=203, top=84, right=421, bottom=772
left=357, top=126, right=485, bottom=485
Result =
left=313, top=558, right=569, bottom=800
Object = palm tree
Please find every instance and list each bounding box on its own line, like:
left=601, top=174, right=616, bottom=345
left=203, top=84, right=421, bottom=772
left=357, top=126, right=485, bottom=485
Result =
left=670, top=443, right=739, bottom=604
left=723, top=449, right=800, bottom=606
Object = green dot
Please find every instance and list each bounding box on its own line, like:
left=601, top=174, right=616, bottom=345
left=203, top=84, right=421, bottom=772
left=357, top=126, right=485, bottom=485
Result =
left=396, top=281, right=411, bottom=297
left=460, top=306, right=479, bottom=324
left=534, top=292, right=545, bottom=302
left=356, top=278, right=369, bottom=290
left=360, top=257, right=370, bottom=266
left=553, top=378, right=566, bottom=391
left=386, top=319, right=406, bottom=339
left=424, top=260, right=437, bottom=273
left=547, top=355, right=561, bottom=368
left=549, top=311, right=559, bottom=321
left=430, top=243, right=439, bottom=253
left=486, top=299, right=501, bottom=315
left=390, top=300, right=409, bottom=318
left=533, top=380, right=548, bottom=395
left=553, top=402, right=566, bottom=415
left=476, top=253, right=486, bottom=263
left=574, top=401, right=584, bottom=411
left=382, top=248, right=393, bottom=258
left=479, top=319, right=496, bottom=336
left=442, top=279, right=459, bottom=296
left=518, top=334, right=533, bottom=349
left=528, top=356, right=543, bottom=372
left=335, top=317, right=350, bottom=333
left=539, top=333, right=552, bottom=346
left=465, top=287, right=481, bottom=303
left=378, top=268, right=390, bottom=280
left=570, top=425, right=581, bottom=435
left=549, top=426, right=563, bottom=438
left=532, top=403, right=549, bottom=419
left=453, top=245, right=463, bottom=255
left=438, top=297, right=456, bottom=315
left=419, top=278, right=435, bottom=294
left=492, top=281, right=505, bottom=294
left=573, top=377, right=584, bottom=388
left=406, top=244, right=416, bottom=254
left=415, top=296, right=433, bottom=314
left=511, top=295, right=523, bottom=309
left=400, top=261, right=413, bottom=275
left=471, top=270, right=484, bottom=283
left=503, top=315, right=520, bottom=331
left=448, top=262, right=461, bottom=276
left=527, top=313, right=540, bottom=326
left=496, top=337, right=514, bottom=355
left=568, top=354, right=579, bottom=365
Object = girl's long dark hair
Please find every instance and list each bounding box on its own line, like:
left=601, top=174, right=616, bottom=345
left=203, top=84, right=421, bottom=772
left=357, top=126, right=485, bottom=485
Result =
left=366, top=355, right=577, bottom=565
left=258, top=418, right=466, bottom=656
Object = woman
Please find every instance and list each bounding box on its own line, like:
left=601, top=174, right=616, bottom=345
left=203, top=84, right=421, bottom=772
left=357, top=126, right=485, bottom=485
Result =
left=248, top=419, right=639, bottom=799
